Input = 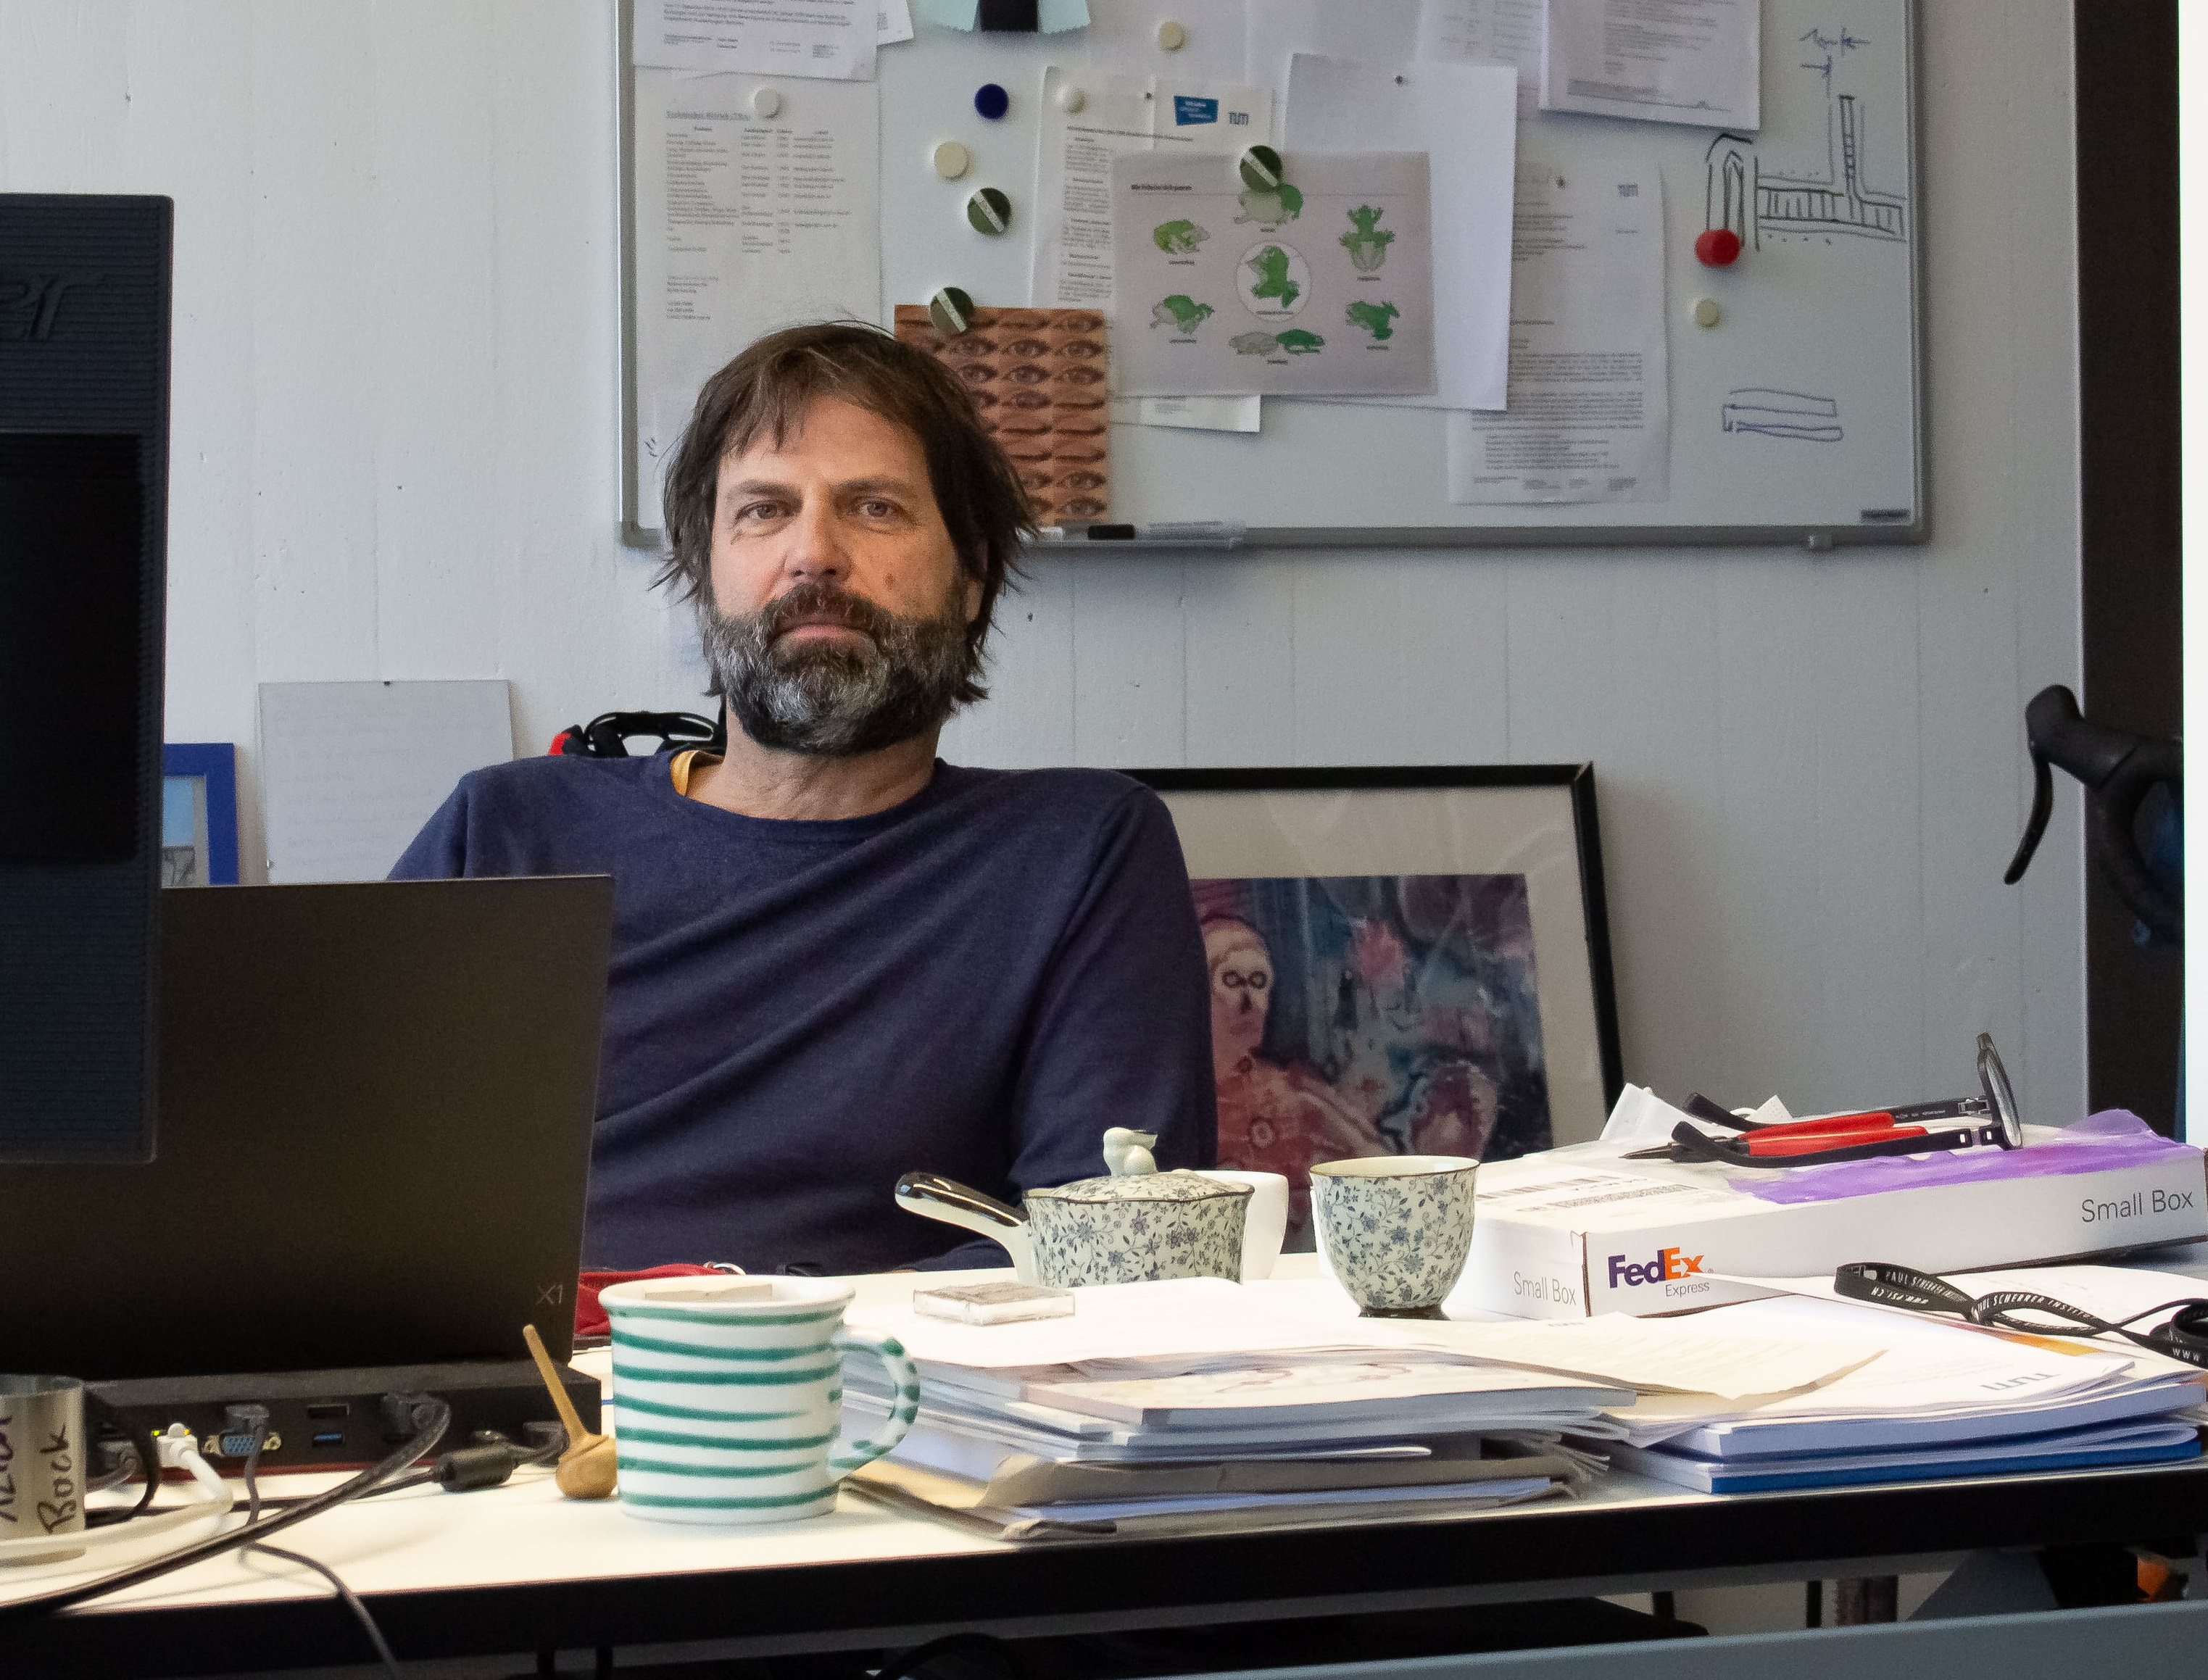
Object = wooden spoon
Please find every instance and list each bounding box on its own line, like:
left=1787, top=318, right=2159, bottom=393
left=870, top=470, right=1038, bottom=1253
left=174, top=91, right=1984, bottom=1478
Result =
left=520, top=1322, right=618, bottom=1500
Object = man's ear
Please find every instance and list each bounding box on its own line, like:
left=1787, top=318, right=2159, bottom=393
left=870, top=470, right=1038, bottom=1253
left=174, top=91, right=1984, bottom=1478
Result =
left=963, top=571, right=984, bottom=625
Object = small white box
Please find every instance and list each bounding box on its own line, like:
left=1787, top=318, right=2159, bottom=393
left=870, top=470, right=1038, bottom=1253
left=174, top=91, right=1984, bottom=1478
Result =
left=1461, top=1131, right=2208, bottom=1320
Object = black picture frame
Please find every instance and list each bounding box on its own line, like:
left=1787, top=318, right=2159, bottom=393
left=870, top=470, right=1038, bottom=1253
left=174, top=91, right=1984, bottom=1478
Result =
left=1129, top=764, right=1624, bottom=1176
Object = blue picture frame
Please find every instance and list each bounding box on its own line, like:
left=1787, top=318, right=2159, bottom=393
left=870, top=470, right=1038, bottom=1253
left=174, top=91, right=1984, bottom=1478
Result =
left=162, top=743, right=241, bottom=886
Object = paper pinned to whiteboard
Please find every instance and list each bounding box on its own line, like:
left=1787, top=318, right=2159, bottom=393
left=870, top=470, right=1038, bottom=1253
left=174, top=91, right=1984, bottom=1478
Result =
left=260, top=681, right=512, bottom=883
left=1030, top=64, right=1272, bottom=433
left=1447, top=158, right=1669, bottom=502
left=1111, top=149, right=1437, bottom=398
left=634, top=0, right=878, bottom=80
left=1538, top=0, right=1761, bottom=130
left=1414, top=0, right=1541, bottom=113
left=1283, top=54, right=1516, bottom=411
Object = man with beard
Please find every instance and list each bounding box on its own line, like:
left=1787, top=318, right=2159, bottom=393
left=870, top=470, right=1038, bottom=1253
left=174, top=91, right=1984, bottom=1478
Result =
left=391, top=324, right=1214, bottom=1273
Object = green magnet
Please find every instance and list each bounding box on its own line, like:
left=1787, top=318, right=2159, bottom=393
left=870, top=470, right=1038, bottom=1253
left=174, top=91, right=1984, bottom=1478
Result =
left=929, top=286, right=976, bottom=337
left=966, top=187, right=1011, bottom=236
left=1238, top=146, right=1283, bottom=194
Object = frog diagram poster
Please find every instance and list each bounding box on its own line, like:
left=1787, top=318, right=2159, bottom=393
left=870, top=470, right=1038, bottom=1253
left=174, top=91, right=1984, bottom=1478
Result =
left=1111, top=151, right=1436, bottom=398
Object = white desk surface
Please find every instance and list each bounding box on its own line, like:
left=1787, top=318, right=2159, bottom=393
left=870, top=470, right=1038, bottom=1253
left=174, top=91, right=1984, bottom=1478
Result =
left=14, top=1249, right=2208, bottom=1623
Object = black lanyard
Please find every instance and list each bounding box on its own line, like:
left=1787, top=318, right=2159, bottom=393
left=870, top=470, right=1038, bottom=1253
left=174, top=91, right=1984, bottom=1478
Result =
left=1835, top=1260, right=2208, bottom=1371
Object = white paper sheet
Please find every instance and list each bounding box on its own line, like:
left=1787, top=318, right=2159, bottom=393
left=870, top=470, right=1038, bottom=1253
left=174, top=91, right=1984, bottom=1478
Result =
left=1112, top=149, right=1435, bottom=397
left=1539, top=0, right=1760, bottom=129
left=1364, top=1315, right=1883, bottom=1400
left=634, top=0, right=877, bottom=80
left=846, top=1277, right=1366, bottom=1368
left=1031, top=65, right=1271, bottom=433
left=260, top=681, right=512, bottom=884
left=876, top=0, right=914, bottom=43
left=632, top=71, right=881, bottom=519
left=1605, top=1294, right=2157, bottom=1445
left=1448, top=157, right=1668, bottom=501
left=1415, top=0, right=1542, bottom=112
left=1243, top=0, right=1421, bottom=96
left=1283, top=54, right=1516, bottom=411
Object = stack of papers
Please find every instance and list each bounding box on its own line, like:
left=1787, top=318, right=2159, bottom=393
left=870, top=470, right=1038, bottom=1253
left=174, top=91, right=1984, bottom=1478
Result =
left=1598, top=1294, right=2207, bottom=1493
left=839, top=1278, right=1883, bottom=1538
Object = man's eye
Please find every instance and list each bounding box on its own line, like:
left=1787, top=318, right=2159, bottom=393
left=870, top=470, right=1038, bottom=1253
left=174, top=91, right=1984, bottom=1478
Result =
left=857, top=498, right=897, bottom=518
left=738, top=502, right=783, bottom=523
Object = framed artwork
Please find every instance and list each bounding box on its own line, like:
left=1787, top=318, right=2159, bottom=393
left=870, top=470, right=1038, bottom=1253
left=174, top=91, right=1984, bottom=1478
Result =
left=1131, top=765, right=1622, bottom=1246
left=161, top=744, right=241, bottom=887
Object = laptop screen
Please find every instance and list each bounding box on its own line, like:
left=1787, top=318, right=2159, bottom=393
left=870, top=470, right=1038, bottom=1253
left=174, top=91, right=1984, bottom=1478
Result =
left=0, top=876, right=612, bottom=1379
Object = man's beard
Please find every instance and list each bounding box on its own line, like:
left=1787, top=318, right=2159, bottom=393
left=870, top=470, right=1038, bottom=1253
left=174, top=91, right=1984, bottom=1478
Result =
left=698, top=578, right=974, bottom=758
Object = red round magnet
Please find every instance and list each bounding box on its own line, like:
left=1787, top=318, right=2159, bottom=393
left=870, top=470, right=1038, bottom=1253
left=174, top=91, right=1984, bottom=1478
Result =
left=1695, top=228, right=1743, bottom=267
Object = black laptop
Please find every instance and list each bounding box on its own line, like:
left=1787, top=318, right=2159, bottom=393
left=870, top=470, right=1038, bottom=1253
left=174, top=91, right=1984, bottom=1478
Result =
left=0, top=876, right=613, bottom=1380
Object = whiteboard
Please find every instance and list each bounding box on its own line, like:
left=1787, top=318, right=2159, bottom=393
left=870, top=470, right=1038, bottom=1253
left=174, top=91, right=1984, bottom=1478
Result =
left=620, top=0, right=1922, bottom=550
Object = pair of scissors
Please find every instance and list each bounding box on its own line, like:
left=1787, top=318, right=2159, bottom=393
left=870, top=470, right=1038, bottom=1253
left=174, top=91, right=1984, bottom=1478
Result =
left=1624, top=1034, right=2023, bottom=1169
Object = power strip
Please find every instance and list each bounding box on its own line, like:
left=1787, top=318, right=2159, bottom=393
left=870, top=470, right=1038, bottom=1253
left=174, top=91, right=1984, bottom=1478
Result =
left=91, top=1360, right=600, bottom=1473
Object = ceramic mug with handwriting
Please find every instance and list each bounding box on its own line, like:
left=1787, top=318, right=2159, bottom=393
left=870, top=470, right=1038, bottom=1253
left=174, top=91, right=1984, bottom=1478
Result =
left=600, top=1276, right=918, bottom=1525
left=1310, top=1155, right=1479, bottom=1318
left=0, top=1375, right=88, bottom=1561
left=1193, top=1170, right=1290, bottom=1280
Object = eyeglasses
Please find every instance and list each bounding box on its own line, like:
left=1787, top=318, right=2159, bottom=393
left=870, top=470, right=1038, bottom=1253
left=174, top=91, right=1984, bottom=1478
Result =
left=1834, top=1260, right=2208, bottom=1371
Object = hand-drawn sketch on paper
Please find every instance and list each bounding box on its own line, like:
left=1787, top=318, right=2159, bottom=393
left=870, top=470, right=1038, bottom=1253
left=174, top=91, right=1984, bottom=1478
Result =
left=893, top=305, right=1110, bottom=522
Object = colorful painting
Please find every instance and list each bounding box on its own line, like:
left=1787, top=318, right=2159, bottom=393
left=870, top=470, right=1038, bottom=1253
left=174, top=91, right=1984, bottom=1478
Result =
left=1193, top=874, right=1552, bottom=1244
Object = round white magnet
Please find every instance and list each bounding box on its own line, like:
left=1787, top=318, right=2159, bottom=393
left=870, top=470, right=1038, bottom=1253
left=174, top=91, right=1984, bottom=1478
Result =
left=1157, top=20, right=1186, bottom=49
left=1692, top=296, right=1722, bottom=328
left=1057, top=83, right=1086, bottom=113
left=932, top=140, right=971, bottom=180
left=750, top=87, right=782, bottom=119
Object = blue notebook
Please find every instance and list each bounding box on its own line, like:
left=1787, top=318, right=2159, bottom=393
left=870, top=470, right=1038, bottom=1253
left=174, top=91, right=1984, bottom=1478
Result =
left=1611, top=1423, right=2202, bottom=1494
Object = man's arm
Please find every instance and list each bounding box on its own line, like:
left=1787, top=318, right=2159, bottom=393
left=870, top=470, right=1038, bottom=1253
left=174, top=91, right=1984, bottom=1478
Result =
left=907, top=786, right=1216, bottom=1273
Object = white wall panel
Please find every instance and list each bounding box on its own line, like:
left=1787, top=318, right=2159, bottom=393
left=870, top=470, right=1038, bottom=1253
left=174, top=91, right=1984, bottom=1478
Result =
left=0, top=0, right=2088, bottom=1126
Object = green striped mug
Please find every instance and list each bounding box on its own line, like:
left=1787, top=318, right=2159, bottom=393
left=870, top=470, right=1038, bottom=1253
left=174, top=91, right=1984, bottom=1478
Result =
left=599, top=1275, right=918, bottom=1525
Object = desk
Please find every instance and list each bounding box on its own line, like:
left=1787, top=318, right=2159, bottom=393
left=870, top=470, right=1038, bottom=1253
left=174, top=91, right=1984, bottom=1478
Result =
left=10, top=1267, right=2208, bottom=1677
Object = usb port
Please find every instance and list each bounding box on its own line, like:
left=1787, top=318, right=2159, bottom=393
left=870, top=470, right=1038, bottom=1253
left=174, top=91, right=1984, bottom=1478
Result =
left=311, top=1431, right=346, bottom=1448
left=304, top=1402, right=349, bottom=1421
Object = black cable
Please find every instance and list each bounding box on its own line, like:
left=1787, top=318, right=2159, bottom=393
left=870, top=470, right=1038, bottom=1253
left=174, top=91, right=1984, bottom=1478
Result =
left=0, top=1395, right=450, bottom=1623
left=249, top=1432, right=565, bottom=1511
left=241, top=1431, right=402, bottom=1680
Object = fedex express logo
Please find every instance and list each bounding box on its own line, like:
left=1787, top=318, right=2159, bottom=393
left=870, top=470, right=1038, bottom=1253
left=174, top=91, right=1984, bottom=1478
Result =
left=1606, top=1246, right=1706, bottom=1289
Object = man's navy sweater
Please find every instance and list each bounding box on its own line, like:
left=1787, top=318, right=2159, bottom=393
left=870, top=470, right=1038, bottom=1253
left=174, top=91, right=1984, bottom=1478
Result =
left=391, top=755, right=1216, bottom=1273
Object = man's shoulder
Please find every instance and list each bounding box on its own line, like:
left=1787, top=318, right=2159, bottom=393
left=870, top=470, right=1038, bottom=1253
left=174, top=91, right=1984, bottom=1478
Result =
left=440, top=752, right=680, bottom=833
left=456, top=752, right=668, bottom=805
left=937, top=764, right=1164, bottom=827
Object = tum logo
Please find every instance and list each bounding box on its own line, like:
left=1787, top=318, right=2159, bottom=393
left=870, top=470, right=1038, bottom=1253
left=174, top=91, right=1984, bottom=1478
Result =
left=0, top=272, right=101, bottom=341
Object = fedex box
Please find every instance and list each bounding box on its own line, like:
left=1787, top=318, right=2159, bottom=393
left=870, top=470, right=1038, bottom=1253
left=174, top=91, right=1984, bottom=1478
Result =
left=1460, top=1131, right=2208, bottom=1320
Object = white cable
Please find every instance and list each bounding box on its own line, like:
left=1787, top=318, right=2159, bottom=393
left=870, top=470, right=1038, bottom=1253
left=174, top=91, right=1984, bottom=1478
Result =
left=0, top=1426, right=233, bottom=1568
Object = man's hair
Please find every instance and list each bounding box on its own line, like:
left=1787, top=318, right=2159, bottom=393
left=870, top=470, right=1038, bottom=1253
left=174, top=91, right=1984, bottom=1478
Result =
left=659, top=322, right=1034, bottom=705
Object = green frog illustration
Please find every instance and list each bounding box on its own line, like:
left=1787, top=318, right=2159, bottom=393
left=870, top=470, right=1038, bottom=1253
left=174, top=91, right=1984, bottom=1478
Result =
left=1245, top=246, right=1300, bottom=309
left=1232, top=183, right=1304, bottom=226
left=1275, top=329, right=1324, bottom=354
left=1229, top=330, right=1279, bottom=356
left=1340, top=205, right=1395, bottom=273
left=1152, top=219, right=1209, bottom=254
left=1345, top=300, right=1400, bottom=341
left=1150, top=294, right=1215, bottom=331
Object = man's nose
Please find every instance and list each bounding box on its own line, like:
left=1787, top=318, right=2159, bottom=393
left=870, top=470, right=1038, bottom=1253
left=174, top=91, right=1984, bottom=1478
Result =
left=779, top=495, right=852, bottom=584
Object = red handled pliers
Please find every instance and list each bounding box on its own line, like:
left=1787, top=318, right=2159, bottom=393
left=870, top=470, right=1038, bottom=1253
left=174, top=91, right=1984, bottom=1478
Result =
left=1624, top=1034, right=2023, bottom=1169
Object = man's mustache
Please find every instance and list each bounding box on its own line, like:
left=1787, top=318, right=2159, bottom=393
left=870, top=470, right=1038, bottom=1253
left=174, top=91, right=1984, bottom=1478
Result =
left=757, top=581, right=901, bottom=648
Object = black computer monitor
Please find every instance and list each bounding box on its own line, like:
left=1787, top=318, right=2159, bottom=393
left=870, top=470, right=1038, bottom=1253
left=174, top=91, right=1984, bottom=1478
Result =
left=0, top=194, right=173, bottom=1163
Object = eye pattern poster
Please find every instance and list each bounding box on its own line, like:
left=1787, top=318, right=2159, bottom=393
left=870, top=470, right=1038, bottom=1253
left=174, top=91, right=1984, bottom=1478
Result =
left=893, top=304, right=1111, bottom=523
